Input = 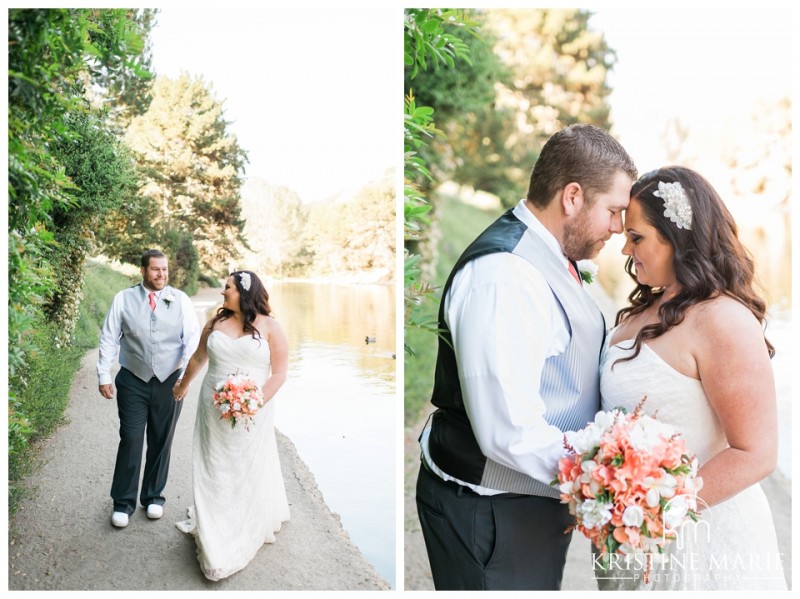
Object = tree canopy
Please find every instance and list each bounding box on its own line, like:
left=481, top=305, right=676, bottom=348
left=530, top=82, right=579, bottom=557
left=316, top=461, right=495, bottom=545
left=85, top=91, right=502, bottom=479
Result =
left=410, top=8, right=617, bottom=207
left=97, top=74, right=249, bottom=289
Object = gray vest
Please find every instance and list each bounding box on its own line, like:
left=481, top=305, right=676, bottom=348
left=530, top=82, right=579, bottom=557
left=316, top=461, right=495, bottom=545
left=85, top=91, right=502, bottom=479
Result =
left=427, top=205, right=605, bottom=497
left=118, top=285, right=186, bottom=382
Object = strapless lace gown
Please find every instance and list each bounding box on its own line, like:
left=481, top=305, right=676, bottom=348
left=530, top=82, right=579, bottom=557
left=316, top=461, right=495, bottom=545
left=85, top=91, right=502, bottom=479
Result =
left=595, top=334, right=786, bottom=590
left=177, top=330, right=290, bottom=581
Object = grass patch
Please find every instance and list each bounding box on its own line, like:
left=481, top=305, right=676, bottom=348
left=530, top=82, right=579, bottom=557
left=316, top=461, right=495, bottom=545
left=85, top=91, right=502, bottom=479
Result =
left=404, top=194, right=502, bottom=427
left=73, top=259, right=139, bottom=349
left=8, top=260, right=137, bottom=515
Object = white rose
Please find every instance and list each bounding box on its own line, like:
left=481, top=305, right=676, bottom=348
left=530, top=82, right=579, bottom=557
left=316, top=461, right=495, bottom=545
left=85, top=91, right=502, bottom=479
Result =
left=566, top=425, right=603, bottom=455
left=593, top=409, right=619, bottom=431
left=622, top=505, right=644, bottom=527
left=576, top=499, right=613, bottom=530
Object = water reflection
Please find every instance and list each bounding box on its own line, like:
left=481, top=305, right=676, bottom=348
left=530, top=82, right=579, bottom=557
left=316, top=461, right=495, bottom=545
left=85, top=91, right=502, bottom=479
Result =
left=268, top=282, right=396, bottom=588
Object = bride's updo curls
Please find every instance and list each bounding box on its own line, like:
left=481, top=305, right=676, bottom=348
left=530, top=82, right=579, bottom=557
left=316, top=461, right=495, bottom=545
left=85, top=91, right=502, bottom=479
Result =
left=615, top=166, right=773, bottom=363
left=210, top=270, right=273, bottom=340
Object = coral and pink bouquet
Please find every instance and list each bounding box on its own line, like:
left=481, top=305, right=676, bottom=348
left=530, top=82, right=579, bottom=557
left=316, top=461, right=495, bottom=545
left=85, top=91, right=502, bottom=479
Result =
left=554, top=398, right=702, bottom=581
left=212, top=372, right=266, bottom=431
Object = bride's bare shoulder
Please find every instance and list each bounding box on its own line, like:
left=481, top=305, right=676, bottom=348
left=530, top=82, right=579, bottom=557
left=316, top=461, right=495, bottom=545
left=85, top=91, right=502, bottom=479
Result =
left=255, top=313, right=283, bottom=337
left=686, top=295, right=763, bottom=345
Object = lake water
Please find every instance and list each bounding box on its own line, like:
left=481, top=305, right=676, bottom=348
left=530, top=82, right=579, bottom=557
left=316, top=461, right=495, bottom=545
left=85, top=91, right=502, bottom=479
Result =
left=266, top=282, right=396, bottom=588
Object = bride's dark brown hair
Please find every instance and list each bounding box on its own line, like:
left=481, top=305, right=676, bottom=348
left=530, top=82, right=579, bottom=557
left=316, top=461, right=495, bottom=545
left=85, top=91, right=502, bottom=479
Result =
left=615, top=166, right=773, bottom=365
left=209, top=270, right=272, bottom=340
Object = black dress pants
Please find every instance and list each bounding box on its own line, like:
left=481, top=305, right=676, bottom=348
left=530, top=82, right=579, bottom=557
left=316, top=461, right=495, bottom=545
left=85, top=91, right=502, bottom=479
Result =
left=416, top=460, right=573, bottom=590
left=111, top=367, right=182, bottom=514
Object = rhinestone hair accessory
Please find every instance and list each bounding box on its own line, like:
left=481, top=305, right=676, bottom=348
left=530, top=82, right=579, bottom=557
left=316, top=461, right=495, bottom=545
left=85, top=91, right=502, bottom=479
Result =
left=654, top=180, right=692, bottom=230
left=238, top=272, right=251, bottom=292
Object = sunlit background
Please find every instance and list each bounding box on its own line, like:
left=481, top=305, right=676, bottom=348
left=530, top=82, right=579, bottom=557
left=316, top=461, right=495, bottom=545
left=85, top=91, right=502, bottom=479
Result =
left=590, top=7, right=791, bottom=311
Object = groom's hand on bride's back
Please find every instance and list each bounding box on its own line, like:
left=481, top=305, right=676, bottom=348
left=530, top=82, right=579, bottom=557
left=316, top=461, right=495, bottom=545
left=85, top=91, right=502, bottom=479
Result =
left=99, top=384, right=114, bottom=399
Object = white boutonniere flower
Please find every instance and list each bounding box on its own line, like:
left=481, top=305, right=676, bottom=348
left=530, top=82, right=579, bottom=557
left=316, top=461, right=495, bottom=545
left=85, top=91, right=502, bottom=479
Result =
left=576, top=260, right=599, bottom=284
left=164, top=292, right=176, bottom=307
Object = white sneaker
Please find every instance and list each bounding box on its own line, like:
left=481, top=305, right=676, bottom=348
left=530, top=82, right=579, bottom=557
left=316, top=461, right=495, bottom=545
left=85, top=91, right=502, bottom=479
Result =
left=111, top=511, right=129, bottom=528
left=146, top=504, right=163, bottom=519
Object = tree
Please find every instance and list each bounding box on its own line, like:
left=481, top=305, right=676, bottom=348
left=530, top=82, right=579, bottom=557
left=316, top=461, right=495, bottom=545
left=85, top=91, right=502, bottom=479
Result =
left=8, top=8, right=151, bottom=372
left=305, top=170, right=396, bottom=279
left=239, top=178, right=311, bottom=278
left=403, top=9, right=479, bottom=353
left=90, top=8, right=158, bottom=127
left=98, top=74, right=249, bottom=283
left=344, top=170, right=396, bottom=276
left=404, top=12, right=507, bottom=191
left=7, top=8, right=152, bottom=459
left=726, top=97, right=792, bottom=306
left=449, top=9, right=617, bottom=206
left=47, top=111, right=138, bottom=341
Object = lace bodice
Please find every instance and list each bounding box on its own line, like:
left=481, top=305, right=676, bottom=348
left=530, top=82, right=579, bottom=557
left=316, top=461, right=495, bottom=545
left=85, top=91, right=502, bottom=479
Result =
left=206, top=330, right=271, bottom=387
left=600, top=336, right=726, bottom=465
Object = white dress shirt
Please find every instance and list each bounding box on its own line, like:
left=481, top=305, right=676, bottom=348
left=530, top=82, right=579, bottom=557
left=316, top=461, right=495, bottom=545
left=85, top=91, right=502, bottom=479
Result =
left=97, top=284, right=199, bottom=385
left=421, top=201, right=574, bottom=495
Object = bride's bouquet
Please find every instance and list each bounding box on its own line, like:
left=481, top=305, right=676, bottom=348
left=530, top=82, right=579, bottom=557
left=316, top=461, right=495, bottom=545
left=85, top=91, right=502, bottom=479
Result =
left=554, top=398, right=702, bottom=582
left=212, top=372, right=266, bottom=431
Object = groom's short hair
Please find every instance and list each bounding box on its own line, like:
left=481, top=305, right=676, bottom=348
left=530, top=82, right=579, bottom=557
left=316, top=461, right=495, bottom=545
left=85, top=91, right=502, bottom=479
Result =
left=141, top=249, right=167, bottom=268
left=526, top=124, right=637, bottom=209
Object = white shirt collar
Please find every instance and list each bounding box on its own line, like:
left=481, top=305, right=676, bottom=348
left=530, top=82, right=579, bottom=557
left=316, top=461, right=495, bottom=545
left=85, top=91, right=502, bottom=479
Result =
left=141, top=283, right=163, bottom=297
left=512, top=199, right=570, bottom=268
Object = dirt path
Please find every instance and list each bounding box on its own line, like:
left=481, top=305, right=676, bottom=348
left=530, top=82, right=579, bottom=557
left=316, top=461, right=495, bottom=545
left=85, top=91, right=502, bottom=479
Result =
left=8, top=289, right=388, bottom=591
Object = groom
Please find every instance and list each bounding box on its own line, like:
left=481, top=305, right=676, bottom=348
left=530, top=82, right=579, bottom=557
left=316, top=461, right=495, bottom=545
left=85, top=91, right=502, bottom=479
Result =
left=416, top=124, right=637, bottom=590
left=97, top=249, right=199, bottom=528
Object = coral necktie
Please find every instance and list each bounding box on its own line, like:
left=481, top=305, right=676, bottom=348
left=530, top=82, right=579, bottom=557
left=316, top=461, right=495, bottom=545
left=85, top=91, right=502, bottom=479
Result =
left=567, top=261, right=581, bottom=284
left=149, top=292, right=157, bottom=311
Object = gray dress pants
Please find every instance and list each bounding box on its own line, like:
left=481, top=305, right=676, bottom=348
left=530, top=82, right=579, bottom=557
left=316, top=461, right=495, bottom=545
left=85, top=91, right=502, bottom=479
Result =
left=110, top=367, right=182, bottom=514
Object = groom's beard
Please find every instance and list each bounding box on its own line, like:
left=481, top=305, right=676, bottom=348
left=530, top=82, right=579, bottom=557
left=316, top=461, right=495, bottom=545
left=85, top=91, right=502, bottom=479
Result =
left=563, top=208, right=598, bottom=261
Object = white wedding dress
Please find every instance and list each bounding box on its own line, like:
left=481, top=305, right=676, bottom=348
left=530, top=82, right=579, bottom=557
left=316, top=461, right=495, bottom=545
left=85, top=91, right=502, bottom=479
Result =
left=177, top=330, right=290, bottom=581
left=595, top=333, right=786, bottom=590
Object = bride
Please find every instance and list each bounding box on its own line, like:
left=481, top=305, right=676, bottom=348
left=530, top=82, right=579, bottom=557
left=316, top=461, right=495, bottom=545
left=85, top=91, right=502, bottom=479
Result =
left=596, top=166, right=786, bottom=590
left=173, top=270, right=290, bottom=581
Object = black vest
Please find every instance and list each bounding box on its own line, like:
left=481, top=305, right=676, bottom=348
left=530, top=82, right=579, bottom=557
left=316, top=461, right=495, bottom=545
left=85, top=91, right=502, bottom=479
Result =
left=426, top=207, right=604, bottom=496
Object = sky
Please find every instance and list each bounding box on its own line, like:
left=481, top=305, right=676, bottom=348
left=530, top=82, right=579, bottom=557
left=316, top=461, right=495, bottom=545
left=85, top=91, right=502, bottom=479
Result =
left=149, top=5, right=398, bottom=204
left=588, top=5, right=794, bottom=177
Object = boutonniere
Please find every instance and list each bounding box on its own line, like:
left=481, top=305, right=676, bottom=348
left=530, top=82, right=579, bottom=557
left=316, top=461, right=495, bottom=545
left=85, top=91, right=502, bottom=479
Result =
left=576, top=260, right=599, bottom=285
left=164, top=292, right=176, bottom=307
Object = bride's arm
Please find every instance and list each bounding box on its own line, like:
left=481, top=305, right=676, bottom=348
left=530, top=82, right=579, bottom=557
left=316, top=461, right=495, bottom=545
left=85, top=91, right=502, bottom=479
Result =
left=263, top=317, right=288, bottom=402
left=692, top=298, right=778, bottom=507
left=173, top=321, right=213, bottom=401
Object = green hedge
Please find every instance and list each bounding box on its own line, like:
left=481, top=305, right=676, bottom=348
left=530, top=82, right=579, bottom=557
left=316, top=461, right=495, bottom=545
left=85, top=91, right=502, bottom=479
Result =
left=8, top=261, right=137, bottom=514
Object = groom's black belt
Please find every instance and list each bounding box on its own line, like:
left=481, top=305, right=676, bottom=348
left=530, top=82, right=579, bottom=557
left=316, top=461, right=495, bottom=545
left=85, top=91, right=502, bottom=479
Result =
left=421, top=456, right=526, bottom=499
